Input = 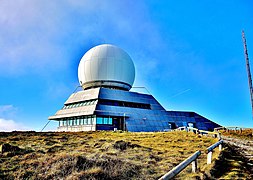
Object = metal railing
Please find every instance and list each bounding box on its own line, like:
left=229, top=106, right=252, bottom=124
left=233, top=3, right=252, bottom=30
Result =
left=176, top=126, right=221, bottom=139
left=159, top=128, right=223, bottom=179
left=159, top=140, right=223, bottom=179
left=206, top=140, right=223, bottom=164
left=159, top=151, right=201, bottom=180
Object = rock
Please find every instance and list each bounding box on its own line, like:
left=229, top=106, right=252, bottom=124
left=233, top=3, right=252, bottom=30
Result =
left=0, top=143, right=21, bottom=154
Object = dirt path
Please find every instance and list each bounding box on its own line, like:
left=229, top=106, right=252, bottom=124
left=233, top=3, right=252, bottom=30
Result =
left=209, top=136, right=253, bottom=179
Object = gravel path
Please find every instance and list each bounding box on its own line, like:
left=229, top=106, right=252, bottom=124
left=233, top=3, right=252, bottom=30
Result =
left=209, top=136, right=253, bottom=179
left=222, top=136, right=253, bottom=160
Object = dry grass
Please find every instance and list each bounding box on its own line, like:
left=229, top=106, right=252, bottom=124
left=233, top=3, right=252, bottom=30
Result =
left=0, top=131, right=219, bottom=179
left=220, top=129, right=253, bottom=140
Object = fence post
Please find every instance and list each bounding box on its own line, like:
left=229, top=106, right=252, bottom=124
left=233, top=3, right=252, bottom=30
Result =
left=191, top=160, right=198, bottom=173
left=207, top=151, right=212, bottom=164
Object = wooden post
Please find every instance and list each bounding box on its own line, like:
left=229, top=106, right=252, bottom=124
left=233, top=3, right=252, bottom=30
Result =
left=207, top=151, right=212, bottom=164
left=191, top=160, right=198, bottom=173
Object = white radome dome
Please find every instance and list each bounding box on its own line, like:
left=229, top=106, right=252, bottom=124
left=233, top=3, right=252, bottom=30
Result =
left=78, top=44, right=135, bottom=91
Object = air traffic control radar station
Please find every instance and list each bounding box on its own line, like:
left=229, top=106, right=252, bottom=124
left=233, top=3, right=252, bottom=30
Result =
left=49, top=44, right=220, bottom=132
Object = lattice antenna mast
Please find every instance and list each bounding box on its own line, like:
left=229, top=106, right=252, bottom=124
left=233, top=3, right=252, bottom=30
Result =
left=242, top=30, right=253, bottom=119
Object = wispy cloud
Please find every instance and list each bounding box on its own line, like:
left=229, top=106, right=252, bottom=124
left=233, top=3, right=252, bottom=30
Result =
left=168, top=89, right=191, bottom=99
left=0, top=0, right=206, bottom=94
left=0, top=1, right=171, bottom=81
left=0, top=105, right=18, bottom=118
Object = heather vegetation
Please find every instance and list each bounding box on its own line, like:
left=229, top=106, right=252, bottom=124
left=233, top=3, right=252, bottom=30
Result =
left=220, top=129, right=253, bottom=140
left=0, top=131, right=219, bottom=179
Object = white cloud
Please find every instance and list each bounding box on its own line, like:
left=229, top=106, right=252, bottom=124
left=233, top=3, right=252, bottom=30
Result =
left=0, top=118, right=30, bottom=132
left=0, top=105, right=30, bottom=131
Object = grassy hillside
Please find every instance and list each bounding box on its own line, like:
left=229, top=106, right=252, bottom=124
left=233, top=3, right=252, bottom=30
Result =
left=0, top=131, right=218, bottom=179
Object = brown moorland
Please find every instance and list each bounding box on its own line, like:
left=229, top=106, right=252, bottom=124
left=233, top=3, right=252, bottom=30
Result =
left=0, top=131, right=219, bottom=179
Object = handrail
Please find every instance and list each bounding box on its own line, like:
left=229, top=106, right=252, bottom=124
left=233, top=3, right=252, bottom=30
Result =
left=199, top=130, right=219, bottom=135
left=207, top=140, right=223, bottom=153
left=176, top=127, right=220, bottom=137
left=159, top=151, right=201, bottom=180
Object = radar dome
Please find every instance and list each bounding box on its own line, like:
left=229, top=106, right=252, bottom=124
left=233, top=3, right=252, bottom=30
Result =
left=78, top=44, right=135, bottom=91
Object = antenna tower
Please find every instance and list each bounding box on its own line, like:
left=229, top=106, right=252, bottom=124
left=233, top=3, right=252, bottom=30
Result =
left=242, top=30, right=253, bottom=119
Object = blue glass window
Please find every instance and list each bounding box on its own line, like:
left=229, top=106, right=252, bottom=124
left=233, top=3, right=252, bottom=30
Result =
left=97, top=117, right=103, bottom=124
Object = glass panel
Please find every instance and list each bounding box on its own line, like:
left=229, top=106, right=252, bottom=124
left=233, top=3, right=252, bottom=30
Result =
left=87, top=116, right=91, bottom=124
left=109, top=118, right=112, bottom=125
left=91, top=116, right=95, bottom=124
left=97, top=117, right=103, bottom=124
left=81, top=117, right=84, bottom=125
left=182, top=122, right=187, bottom=127
left=104, top=117, right=108, bottom=124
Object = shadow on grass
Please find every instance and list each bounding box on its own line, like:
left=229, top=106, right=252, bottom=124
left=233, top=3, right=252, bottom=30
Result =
left=209, top=143, right=253, bottom=179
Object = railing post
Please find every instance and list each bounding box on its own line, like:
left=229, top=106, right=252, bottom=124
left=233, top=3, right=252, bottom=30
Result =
left=207, top=151, right=212, bottom=164
left=191, top=160, right=198, bottom=173
left=217, top=133, right=221, bottom=140
left=219, top=143, right=222, bottom=151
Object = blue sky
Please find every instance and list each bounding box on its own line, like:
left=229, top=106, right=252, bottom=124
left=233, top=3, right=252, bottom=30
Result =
left=0, top=0, right=253, bottom=131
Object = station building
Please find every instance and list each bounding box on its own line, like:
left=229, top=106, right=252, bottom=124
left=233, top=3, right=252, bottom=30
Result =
left=48, top=44, right=220, bottom=132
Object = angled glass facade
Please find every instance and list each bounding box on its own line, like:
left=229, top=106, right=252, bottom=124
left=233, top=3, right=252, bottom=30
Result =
left=49, top=87, right=220, bottom=132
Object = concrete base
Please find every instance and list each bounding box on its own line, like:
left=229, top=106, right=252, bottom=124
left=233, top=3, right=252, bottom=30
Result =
left=57, top=125, right=96, bottom=132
